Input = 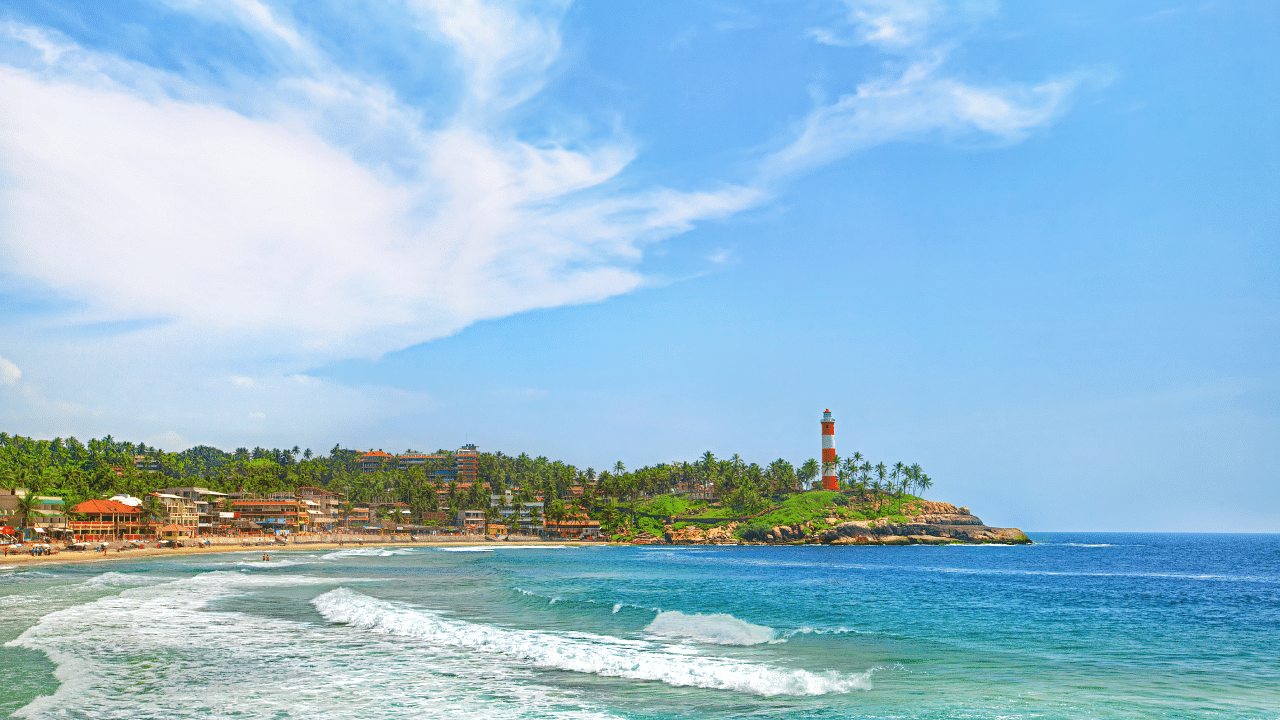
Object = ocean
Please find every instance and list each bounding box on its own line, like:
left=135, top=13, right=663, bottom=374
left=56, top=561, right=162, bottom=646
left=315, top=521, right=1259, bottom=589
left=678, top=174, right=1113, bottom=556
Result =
left=1, top=533, right=1277, bottom=719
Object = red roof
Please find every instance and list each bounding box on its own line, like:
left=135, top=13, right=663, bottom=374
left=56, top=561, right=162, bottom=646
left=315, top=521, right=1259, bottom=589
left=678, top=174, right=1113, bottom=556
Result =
left=359, top=451, right=393, bottom=459
left=75, top=499, right=139, bottom=515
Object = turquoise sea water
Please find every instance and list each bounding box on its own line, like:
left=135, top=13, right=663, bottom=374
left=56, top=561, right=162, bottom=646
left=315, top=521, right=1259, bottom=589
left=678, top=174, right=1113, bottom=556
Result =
left=1, top=533, right=1277, bottom=719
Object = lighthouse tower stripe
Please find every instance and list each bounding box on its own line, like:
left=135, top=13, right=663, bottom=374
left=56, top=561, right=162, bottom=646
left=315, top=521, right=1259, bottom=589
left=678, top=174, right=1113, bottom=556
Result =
left=821, top=408, right=839, bottom=491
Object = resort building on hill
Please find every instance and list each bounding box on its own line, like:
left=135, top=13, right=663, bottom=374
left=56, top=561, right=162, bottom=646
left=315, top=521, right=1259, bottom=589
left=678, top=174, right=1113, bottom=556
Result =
left=359, top=445, right=482, bottom=483
left=158, top=487, right=228, bottom=533
left=455, top=444, right=479, bottom=482
left=357, top=450, right=394, bottom=474
left=71, top=499, right=144, bottom=541
left=132, top=455, right=162, bottom=473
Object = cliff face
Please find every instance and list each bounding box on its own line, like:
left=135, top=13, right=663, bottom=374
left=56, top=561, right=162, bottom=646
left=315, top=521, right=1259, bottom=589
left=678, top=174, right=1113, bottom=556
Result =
left=815, top=502, right=1029, bottom=545
left=656, top=501, right=1030, bottom=546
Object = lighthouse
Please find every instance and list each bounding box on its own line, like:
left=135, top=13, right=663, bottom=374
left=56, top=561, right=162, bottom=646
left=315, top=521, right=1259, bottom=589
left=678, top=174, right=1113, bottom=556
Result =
left=821, top=409, right=838, bottom=491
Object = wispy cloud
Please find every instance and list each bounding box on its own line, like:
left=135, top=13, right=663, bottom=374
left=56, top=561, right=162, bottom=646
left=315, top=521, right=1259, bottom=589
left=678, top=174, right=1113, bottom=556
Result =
left=0, top=5, right=757, bottom=369
left=772, top=1, right=1086, bottom=180
left=0, top=0, right=1088, bottom=440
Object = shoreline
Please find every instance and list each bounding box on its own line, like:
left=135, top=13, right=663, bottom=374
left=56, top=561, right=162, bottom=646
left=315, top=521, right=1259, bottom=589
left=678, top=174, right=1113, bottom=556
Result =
left=0, top=535, right=589, bottom=569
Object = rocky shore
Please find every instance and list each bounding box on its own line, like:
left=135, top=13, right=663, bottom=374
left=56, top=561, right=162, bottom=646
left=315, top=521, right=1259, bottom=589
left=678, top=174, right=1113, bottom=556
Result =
left=651, top=501, right=1030, bottom=545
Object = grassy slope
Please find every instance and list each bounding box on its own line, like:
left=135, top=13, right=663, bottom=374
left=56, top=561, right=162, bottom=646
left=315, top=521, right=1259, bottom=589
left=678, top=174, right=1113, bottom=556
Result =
left=611, top=491, right=929, bottom=541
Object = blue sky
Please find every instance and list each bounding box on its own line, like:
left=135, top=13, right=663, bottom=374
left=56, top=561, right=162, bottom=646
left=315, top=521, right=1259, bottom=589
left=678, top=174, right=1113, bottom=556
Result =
left=0, top=1, right=1275, bottom=531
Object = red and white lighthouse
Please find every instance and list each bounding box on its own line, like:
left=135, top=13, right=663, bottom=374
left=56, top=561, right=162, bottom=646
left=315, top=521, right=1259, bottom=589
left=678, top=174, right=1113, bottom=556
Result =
left=821, top=409, right=838, bottom=491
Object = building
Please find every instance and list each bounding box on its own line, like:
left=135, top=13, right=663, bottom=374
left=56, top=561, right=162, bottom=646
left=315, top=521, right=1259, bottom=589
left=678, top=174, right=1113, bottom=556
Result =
left=230, top=496, right=304, bottom=534
left=0, top=489, right=68, bottom=538
left=133, top=455, right=162, bottom=473
left=357, top=450, right=394, bottom=474
left=157, top=523, right=193, bottom=540
left=71, top=499, right=144, bottom=541
left=544, top=513, right=601, bottom=539
left=158, top=487, right=229, bottom=534
left=455, top=509, right=486, bottom=533
left=150, top=492, right=201, bottom=534
left=401, top=446, right=482, bottom=484
left=488, top=492, right=544, bottom=534
left=297, top=486, right=343, bottom=529
left=455, top=444, right=479, bottom=482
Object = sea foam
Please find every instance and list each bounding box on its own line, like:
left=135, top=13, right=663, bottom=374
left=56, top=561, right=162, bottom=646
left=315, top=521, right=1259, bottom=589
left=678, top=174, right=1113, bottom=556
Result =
left=7, top=572, right=622, bottom=720
left=644, top=610, right=777, bottom=645
left=312, top=587, right=870, bottom=696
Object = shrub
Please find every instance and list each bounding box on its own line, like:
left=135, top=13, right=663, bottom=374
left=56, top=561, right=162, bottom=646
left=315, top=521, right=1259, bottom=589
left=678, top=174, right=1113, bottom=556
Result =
left=737, top=522, right=771, bottom=541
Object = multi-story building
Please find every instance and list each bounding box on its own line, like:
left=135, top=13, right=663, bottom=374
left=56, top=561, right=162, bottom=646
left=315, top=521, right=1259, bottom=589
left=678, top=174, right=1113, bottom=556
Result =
left=230, top=496, right=304, bottom=534
left=544, top=514, right=601, bottom=539
left=297, top=486, right=342, bottom=530
left=71, top=499, right=144, bottom=540
left=356, top=450, right=394, bottom=474
left=455, top=509, right=486, bottom=533
left=488, top=492, right=544, bottom=534
left=132, top=455, right=162, bottom=473
left=0, top=489, right=68, bottom=539
left=364, top=445, right=481, bottom=481
left=157, top=487, right=228, bottom=534
left=149, top=493, right=199, bottom=533
left=455, top=444, right=479, bottom=482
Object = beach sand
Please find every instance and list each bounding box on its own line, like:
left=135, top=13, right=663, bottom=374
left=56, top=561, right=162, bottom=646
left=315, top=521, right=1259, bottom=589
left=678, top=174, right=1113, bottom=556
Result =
left=0, top=535, right=589, bottom=568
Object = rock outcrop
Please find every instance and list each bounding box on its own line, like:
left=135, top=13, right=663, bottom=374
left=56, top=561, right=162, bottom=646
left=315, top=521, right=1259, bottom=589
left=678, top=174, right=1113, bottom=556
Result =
left=814, top=503, right=1029, bottom=545
left=633, top=500, right=1029, bottom=546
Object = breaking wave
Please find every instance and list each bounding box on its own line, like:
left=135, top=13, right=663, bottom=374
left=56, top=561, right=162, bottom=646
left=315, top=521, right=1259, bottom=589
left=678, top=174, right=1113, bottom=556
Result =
left=644, top=610, right=777, bottom=645
left=77, top=571, right=168, bottom=588
left=321, top=547, right=419, bottom=560
left=312, top=587, right=870, bottom=696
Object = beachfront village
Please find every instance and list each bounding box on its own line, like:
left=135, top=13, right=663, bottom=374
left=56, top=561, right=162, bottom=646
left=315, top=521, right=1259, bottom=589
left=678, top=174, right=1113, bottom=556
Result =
left=0, top=425, right=940, bottom=551
left=2, top=445, right=606, bottom=546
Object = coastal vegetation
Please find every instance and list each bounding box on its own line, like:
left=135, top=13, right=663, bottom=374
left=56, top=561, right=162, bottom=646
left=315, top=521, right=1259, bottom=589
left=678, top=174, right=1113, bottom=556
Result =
left=0, top=431, right=938, bottom=537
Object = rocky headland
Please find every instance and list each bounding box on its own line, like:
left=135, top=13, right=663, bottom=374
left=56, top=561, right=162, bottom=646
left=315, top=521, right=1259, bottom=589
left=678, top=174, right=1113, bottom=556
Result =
left=651, top=501, right=1029, bottom=546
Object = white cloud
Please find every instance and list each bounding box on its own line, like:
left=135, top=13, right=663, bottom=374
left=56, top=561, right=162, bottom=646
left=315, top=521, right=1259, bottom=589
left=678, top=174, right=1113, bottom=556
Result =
left=0, top=8, right=758, bottom=368
left=843, top=0, right=942, bottom=49
left=765, top=57, right=1078, bottom=178
left=777, top=1, right=1084, bottom=179
left=0, top=1, right=1086, bottom=443
left=0, top=355, right=21, bottom=385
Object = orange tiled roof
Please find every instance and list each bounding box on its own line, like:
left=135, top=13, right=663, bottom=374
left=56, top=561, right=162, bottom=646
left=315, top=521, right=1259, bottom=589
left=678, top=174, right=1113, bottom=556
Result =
left=74, top=499, right=140, bottom=515
left=359, top=451, right=393, bottom=459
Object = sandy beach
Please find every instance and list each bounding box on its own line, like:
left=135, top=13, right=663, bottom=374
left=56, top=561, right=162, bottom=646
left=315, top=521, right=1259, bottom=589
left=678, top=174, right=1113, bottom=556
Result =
left=0, top=535, right=590, bottom=568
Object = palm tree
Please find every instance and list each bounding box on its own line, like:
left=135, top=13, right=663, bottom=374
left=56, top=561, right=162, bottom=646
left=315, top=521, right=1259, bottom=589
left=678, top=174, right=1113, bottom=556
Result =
left=139, top=496, right=165, bottom=537
left=340, top=501, right=354, bottom=529
left=15, top=493, right=41, bottom=534
left=798, top=459, right=819, bottom=492
left=916, top=472, right=933, bottom=497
